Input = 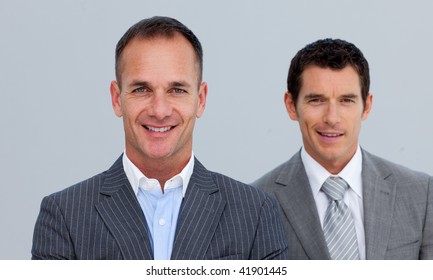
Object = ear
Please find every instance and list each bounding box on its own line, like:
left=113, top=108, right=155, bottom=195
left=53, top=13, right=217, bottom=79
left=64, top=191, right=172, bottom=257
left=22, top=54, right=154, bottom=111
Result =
left=196, top=82, right=208, bottom=118
left=361, top=93, right=373, bottom=120
left=284, top=91, right=298, bottom=120
left=110, top=80, right=123, bottom=117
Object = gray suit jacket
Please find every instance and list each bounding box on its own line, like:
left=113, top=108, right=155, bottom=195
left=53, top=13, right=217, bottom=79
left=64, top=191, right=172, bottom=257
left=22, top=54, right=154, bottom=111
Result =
left=252, top=149, right=433, bottom=259
left=32, top=156, right=288, bottom=260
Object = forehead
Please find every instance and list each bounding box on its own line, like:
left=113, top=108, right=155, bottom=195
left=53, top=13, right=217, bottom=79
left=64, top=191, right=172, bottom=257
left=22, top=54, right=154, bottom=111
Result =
left=300, top=65, right=361, bottom=94
left=122, top=35, right=195, bottom=64
left=118, top=35, right=200, bottom=82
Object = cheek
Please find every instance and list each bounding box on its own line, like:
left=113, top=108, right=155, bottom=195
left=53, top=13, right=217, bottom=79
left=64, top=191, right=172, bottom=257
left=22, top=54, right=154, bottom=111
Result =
left=123, top=99, right=148, bottom=118
left=353, top=118, right=363, bottom=132
left=297, top=110, right=318, bottom=128
left=177, top=100, right=201, bottom=119
left=347, top=113, right=364, bottom=134
left=298, top=119, right=314, bottom=140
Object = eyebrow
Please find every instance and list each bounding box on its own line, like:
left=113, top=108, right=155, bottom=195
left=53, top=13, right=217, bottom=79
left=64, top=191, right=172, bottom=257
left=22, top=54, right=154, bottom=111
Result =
left=303, top=93, right=359, bottom=99
left=169, top=81, right=191, bottom=88
left=127, top=80, right=192, bottom=89
left=304, top=93, right=325, bottom=100
left=127, top=80, right=151, bottom=89
left=340, top=93, right=359, bottom=99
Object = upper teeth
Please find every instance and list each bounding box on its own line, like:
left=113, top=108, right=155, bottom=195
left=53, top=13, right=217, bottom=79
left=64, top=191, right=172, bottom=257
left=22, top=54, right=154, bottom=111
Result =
left=146, top=126, right=171, bottom=132
left=322, top=133, right=339, bottom=137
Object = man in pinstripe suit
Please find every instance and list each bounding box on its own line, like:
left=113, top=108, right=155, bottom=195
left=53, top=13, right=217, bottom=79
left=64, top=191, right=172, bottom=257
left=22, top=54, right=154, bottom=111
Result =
left=31, top=16, right=288, bottom=260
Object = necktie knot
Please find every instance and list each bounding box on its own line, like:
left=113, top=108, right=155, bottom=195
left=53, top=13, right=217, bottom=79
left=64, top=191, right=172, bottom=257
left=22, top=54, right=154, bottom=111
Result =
left=322, top=176, right=348, bottom=201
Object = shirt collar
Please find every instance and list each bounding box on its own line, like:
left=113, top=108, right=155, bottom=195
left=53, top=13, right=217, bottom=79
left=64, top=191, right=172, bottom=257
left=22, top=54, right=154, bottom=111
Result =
left=122, top=151, right=195, bottom=197
left=301, top=146, right=363, bottom=198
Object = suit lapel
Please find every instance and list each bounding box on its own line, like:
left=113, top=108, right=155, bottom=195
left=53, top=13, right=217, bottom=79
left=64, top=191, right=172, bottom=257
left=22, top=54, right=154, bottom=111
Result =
left=362, top=150, right=396, bottom=259
left=171, top=159, right=226, bottom=260
left=275, top=152, right=330, bottom=259
left=94, top=156, right=153, bottom=259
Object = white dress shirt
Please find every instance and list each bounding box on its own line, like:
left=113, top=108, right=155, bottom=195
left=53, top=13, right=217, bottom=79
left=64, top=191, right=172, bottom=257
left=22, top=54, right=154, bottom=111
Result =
left=301, top=146, right=366, bottom=259
left=123, top=151, right=194, bottom=197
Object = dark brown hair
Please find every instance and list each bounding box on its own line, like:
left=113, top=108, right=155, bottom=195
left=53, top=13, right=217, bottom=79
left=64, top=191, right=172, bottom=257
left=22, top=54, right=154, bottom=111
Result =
left=287, top=38, right=370, bottom=107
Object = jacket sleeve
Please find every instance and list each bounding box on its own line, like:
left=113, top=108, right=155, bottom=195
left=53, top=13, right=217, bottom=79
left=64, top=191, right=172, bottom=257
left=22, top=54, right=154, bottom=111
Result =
left=420, top=176, right=433, bottom=259
left=31, top=195, right=76, bottom=260
left=250, top=194, right=289, bottom=259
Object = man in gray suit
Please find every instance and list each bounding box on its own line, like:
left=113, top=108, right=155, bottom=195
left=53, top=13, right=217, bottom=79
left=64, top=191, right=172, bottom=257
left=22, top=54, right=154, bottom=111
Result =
left=32, top=16, right=288, bottom=260
left=253, top=38, right=433, bottom=260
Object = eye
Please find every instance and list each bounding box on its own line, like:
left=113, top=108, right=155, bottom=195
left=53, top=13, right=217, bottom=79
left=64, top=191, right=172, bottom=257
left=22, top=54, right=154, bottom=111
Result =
left=172, top=88, right=187, bottom=94
left=132, top=87, right=147, bottom=93
left=341, top=98, right=355, bottom=103
left=308, top=98, right=324, bottom=105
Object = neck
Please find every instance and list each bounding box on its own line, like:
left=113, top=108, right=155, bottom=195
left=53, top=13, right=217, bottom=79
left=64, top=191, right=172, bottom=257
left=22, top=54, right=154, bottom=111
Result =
left=323, top=162, right=347, bottom=175
left=304, top=147, right=357, bottom=175
left=126, top=152, right=191, bottom=191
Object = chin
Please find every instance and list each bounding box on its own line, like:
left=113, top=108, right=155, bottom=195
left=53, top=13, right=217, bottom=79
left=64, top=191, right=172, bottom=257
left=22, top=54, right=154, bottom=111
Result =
left=147, top=151, right=173, bottom=160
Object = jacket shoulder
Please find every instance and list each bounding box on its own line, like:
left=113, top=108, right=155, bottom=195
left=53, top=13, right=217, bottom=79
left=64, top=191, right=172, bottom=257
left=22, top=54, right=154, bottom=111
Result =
left=363, top=150, right=431, bottom=183
left=46, top=156, right=124, bottom=203
left=44, top=171, right=107, bottom=206
left=209, top=171, right=270, bottom=202
left=193, top=158, right=271, bottom=203
left=251, top=153, right=302, bottom=191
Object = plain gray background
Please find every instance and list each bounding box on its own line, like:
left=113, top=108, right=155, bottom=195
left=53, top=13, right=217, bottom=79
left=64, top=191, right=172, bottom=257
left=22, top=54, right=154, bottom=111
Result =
left=1, top=0, right=432, bottom=259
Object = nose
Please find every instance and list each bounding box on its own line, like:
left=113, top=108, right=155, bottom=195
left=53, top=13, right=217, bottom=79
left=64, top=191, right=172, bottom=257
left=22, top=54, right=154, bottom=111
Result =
left=323, top=101, right=340, bottom=126
left=148, top=93, right=172, bottom=120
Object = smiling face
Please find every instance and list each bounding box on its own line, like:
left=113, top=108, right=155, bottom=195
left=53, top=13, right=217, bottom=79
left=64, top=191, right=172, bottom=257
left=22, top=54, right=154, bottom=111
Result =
left=110, top=34, right=207, bottom=174
left=285, top=65, right=372, bottom=174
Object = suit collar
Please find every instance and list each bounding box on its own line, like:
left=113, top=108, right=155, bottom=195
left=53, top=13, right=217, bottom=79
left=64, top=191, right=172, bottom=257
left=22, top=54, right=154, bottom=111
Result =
left=361, top=149, right=397, bottom=259
left=275, top=151, right=330, bottom=259
left=95, top=155, right=153, bottom=259
left=171, top=158, right=226, bottom=259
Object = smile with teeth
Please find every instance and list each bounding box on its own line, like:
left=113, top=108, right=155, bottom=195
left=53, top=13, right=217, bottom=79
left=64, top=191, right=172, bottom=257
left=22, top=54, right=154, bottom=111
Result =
left=144, top=125, right=173, bottom=133
left=318, top=132, right=343, bottom=137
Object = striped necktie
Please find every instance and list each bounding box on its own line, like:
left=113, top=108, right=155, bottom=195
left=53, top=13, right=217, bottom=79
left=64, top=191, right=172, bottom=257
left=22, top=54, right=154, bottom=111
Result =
left=322, top=176, right=360, bottom=260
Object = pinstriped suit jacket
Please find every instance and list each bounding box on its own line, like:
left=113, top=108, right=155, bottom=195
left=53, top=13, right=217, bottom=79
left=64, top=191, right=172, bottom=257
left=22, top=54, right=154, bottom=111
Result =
left=32, top=156, right=288, bottom=260
left=253, top=149, right=433, bottom=259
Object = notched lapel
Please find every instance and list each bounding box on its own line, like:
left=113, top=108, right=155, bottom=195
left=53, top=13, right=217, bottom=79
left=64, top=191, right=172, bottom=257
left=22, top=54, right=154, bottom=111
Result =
left=362, top=151, right=397, bottom=260
left=94, top=157, right=153, bottom=260
left=171, top=159, right=226, bottom=260
left=275, top=153, right=330, bottom=259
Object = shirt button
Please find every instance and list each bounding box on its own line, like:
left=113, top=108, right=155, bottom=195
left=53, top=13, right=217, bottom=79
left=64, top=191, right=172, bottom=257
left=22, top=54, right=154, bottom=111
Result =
left=159, top=219, right=166, bottom=226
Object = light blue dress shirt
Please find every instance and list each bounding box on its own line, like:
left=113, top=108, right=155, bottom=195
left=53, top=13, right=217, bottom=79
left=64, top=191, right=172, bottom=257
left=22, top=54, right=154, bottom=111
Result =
left=122, top=152, right=194, bottom=260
